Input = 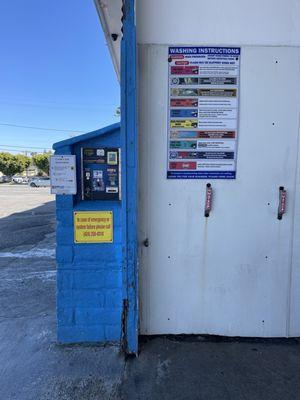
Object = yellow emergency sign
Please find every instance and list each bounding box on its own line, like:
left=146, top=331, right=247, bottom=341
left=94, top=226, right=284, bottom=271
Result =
left=74, top=211, right=113, bottom=243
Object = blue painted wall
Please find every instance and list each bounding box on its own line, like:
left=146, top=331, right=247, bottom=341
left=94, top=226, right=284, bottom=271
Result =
left=54, top=124, right=123, bottom=343
left=120, top=0, right=138, bottom=355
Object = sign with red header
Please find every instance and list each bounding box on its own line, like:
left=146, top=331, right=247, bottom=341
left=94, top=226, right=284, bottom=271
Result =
left=167, top=46, right=240, bottom=179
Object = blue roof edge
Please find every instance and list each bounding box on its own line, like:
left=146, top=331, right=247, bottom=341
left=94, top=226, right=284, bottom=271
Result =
left=52, top=122, right=121, bottom=150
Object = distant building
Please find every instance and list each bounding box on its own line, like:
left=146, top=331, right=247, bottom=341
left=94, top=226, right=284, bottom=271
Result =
left=25, top=165, right=39, bottom=177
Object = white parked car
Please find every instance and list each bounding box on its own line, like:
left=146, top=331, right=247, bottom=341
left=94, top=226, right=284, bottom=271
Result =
left=12, top=175, right=24, bottom=184
left=29, top=177, right=51, bottom=187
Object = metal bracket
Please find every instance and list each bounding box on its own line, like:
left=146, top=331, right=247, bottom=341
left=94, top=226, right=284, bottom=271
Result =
left=278, top=186, right=287, bottom=220
left=205, top=183, right=213, bottom=217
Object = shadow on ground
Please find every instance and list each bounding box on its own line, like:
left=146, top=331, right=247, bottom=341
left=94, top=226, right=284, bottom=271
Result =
left=0, top=200, right=55, bottom=250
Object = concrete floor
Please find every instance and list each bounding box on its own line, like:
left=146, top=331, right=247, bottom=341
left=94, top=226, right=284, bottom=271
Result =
left=1, top=184, right=300, bottom=399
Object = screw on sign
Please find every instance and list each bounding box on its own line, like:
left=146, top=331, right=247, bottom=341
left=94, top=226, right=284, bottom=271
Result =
left=205, top=183, right=213, bottom=217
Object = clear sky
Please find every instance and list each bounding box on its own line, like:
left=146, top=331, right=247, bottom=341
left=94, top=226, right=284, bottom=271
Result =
left=0, top=0, right=120, bottom=154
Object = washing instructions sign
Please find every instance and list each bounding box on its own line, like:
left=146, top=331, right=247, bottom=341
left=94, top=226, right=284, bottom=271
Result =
left=167, top=46, right=240, bottom=179
left=74, top=211, right=113, bottom=243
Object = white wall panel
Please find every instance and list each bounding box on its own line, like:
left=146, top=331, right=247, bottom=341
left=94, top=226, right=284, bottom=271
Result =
left=137, top=0, right=300, bottom=47
left=138, top=44, right=300, bottom=336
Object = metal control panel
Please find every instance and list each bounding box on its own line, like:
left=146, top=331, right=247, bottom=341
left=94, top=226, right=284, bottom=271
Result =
left=81, top=147, right=121, bottom=201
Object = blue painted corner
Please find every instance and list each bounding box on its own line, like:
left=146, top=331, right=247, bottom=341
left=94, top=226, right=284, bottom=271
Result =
left=121, top=0, right=139, bottom=355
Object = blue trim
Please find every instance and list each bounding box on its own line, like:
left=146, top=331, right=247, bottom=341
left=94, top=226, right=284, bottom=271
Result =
left=121, top=0, right=138, bottom=355
left=53, top=122, right=120, bottom=150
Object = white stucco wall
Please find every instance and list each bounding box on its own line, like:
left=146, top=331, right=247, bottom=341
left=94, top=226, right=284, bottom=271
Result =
left=137, top=0, right=300, bottom=46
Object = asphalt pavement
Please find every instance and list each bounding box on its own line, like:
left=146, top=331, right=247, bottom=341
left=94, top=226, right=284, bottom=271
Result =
left=1, top=184, right=300, bottom=400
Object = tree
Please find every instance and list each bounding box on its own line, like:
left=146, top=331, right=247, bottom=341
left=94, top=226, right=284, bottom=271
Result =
left=0, top=152, right=31, bottom=176
left=32, top=152, right=51, bottom=175
left=16, top=154, right=31, bottom=171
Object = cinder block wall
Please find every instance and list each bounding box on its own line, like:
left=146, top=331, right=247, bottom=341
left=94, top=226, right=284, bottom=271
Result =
left=55, top=129, right=123, bottom=343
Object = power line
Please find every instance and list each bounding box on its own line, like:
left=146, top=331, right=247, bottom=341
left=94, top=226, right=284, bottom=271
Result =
left=0, top=144, right=52, bottom=150
left=0, top=122, right=85, bottom=133
left=0, top=147, right=47, bottom=152
left=0, top=148, right=39, bottom=154
left=0, top=101, right=114, bottom=112
left=0, top=97, right=117, bottom=111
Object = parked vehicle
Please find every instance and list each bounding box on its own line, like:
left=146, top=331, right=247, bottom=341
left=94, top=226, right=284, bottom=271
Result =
left=29, top=177, right=51, bottom=187
left=0, top=175, right=11, bottom=183
left=12, top=175, right=24, bottom=184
